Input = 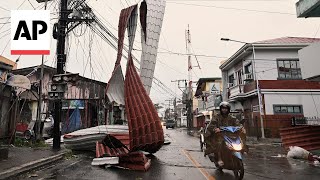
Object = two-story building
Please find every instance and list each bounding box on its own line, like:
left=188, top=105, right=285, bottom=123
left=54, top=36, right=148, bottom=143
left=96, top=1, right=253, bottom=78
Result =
left=194, top=77, right=223, bottom=128
left=220, top=37, right=320, bottom=137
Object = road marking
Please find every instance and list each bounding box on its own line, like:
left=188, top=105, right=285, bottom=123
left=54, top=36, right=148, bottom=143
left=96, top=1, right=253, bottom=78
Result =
left=182, top=149, right=215, bottom=180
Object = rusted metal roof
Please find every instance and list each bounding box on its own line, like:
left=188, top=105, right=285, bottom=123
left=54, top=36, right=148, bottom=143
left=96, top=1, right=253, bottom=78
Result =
left=280, top=126, right=320, bottom=151
left=105, top=3, right=163, bottom=155
left=125, top=56, right=164, bottom=153
left=106, top=5, right=138, bottom=105
left=95, top=133, right=130, bottom=158
left=255, top=37, right=320, bottom=44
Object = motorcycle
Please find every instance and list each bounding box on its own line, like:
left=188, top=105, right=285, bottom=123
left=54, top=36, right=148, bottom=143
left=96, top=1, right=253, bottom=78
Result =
left=23, top=116, right=53, bottom=140
left=208, top=126, right=244, bottom=180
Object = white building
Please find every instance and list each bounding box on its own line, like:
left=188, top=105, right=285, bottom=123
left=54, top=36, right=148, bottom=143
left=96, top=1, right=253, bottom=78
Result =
left=220, top=37, right=320, bottom=137
left=298, top=42, right=320, bottom=81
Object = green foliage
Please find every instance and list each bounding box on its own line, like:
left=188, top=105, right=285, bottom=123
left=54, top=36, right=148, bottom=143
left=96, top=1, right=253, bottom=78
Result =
left=14, top=138, right=48, bottom=148
left=63, top=150, right=76, bottom=160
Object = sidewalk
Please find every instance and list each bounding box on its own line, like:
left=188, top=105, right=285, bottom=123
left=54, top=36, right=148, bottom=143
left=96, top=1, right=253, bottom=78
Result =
left=0, top=146, right=67, bottom=179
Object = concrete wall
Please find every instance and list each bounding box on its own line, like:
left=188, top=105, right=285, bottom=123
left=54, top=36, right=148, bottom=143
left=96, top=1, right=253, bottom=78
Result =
left=252, top=49, right=300, bottom=80
left=264, top=92, right=320, bottom=118
left=298, top=42, right=320, bottom=80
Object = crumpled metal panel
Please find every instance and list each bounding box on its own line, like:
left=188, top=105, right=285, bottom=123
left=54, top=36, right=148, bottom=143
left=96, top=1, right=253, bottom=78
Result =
left=106, top=5, right=138, bottom=105
left=106, top=67, right=125, bottom=105
left=106, top=3, right=163, bottom=154
left=95, top=133, right=130, bottom=158
left=125, top=56, right=164, bottom=153
left=140, top=0, right=166, bottom=94
left=118, top=152, right=151, bottom=171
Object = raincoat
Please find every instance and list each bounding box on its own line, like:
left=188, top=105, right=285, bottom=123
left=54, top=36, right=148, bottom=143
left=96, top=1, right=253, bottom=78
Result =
left=204, top=114, right=246, bottom=155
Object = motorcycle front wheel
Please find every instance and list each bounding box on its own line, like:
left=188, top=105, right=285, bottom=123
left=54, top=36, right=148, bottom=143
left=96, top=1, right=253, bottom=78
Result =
left=233, top=160, right=244, bottom=180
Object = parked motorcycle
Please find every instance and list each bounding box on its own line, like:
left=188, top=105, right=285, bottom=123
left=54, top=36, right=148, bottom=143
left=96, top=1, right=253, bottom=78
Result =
left=23, top=116, right=53, bottom=140
left=208, top=126, right=244, bottom=180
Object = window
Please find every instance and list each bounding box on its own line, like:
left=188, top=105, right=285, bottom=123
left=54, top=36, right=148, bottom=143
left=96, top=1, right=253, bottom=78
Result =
left=236, top=69, right=243, bottom=85
left=244, top=63, right=252, bottom=74
left=228, top=74, right=235, bottom=86
left=273, top=105, right=303, bottom=114
left=277, top=59, right=302, bottom=79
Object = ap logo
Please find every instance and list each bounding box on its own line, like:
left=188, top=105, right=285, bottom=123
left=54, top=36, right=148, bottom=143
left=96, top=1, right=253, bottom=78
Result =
left=11, top=10, right=50, bottom=55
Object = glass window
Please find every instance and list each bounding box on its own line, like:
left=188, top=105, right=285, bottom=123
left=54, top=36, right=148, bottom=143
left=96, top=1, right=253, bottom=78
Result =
left=287, top=106, right=293, bottom=113
left=294, top=106, right=301, bottom=113
left=281, top=106, right=287, bottom=113
left=229, top=74, right=235, bottom=85
left=274, top=106, right=281, bottom=113
left=279, top=72, right=286, bottom=78
left=278, top=61, right=284, bottom=68
left=245, top=63, right=252, bottom=74
left=277, top=60, right=302, bottom=79
left=274, top=105, right=303, bottom=114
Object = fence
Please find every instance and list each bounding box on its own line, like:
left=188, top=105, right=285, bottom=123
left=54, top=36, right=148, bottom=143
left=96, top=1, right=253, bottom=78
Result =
left=243, top=115, right=320, bottom=138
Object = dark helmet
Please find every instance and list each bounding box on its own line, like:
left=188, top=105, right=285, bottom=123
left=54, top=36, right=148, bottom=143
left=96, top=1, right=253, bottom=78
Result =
left=219, top=101, right=231, bottom=114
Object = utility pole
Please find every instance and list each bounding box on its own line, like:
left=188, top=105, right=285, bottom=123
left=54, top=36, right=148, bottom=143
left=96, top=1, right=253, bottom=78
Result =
left=185, top=25, right=193, bottom=130
left=52, top=0, right=68, bottom=150
left=48, top=1, right=93, bottom=150
left=165, top=99, right=174, bottom=118
left=171, top=79, right=187, bottom=93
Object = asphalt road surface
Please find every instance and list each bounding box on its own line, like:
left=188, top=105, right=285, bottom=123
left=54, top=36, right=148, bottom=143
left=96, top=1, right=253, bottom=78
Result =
left=16, top=127, right=320, bottom=180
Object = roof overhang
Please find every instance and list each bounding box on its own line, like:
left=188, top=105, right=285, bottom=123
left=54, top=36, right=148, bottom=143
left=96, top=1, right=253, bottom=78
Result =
left=296, top=0, right=320, bottom=18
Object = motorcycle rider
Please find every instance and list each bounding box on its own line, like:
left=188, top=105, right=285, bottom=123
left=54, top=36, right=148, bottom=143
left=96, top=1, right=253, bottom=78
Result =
left=204, top=101, right=246, bottom=166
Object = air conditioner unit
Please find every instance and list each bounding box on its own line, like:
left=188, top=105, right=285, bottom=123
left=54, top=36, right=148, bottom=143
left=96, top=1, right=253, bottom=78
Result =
left=244, top=73, right=253, bottom=81
left=227, top=83, right=234, bottom=88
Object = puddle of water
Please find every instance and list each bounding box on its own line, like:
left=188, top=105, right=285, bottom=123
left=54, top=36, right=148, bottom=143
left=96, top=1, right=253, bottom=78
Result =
left=271, top=154, right=287, bottom=158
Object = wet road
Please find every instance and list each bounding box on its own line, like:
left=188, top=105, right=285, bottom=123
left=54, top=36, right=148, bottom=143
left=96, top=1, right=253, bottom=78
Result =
left=17, top=127, right=320, bottom=180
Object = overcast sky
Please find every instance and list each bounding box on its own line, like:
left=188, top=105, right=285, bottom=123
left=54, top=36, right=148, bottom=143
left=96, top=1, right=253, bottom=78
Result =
left=0, top=0, right=318, bottom=107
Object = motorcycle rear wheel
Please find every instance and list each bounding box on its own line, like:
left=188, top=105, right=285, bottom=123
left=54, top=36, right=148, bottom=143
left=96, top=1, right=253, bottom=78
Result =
left=233, top=160, right=244, bottom=180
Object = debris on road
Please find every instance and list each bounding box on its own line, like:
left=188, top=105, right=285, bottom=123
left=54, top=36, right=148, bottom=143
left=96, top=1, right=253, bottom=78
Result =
left=91, top=157, right=119, bottom=166
left=287, top=146, right=315, bottom=161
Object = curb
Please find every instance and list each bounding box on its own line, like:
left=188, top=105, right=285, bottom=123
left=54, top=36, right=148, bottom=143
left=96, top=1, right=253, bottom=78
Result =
left=0, top=151, right=66, bottom=179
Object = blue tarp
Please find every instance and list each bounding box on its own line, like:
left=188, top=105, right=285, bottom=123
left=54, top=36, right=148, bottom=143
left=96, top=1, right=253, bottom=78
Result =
left=63, top=107, right=81, bottom=134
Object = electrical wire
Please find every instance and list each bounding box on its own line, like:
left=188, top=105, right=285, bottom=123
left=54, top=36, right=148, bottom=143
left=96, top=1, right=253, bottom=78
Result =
left=27, top=0, right=36, bottom=9
left=0, top=6, right=10, bottom=11
left=167, top=1, right=296, bottom=15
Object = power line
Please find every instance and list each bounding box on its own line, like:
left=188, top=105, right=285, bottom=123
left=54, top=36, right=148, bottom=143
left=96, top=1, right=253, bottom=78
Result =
left=27, top=0, right=36, bottom=9
left=133, top=48, right=227, bottom=58
left=0, top=6, right=10, bottom=11
left=167, top=1, right=296, bottom=15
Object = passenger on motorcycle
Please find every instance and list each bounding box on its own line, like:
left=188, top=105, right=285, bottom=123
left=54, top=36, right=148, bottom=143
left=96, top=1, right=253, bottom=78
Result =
left=204, top=101, right=246, bottom=166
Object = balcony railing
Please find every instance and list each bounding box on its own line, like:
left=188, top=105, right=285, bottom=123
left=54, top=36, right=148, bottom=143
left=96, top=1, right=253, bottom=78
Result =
left=229, top=84, right=245, bottom=98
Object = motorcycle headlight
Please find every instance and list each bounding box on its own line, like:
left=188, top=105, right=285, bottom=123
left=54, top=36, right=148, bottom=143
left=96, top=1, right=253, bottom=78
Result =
left=233, top=144, right=243, bottom=151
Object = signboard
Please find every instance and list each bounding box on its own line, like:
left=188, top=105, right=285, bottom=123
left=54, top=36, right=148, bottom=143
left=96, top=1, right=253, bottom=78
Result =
left=11, top=10, right=50, bottom=55
left=62, top=100, right=85, bottom=109
left=209, top=82, right=220, bottom=94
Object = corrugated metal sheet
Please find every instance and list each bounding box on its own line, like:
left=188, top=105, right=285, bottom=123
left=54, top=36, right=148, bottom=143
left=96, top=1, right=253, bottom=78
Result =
left=280, top=126, right=320, bottom=151
left=104, top=3, right=163, bottom=155
left=106, top=67, right=125, bottom=105
left=139, top=0, right=166, bottom=94
left=106, top=5, right=138, bottom=105
left=95, top=133, right=130, bottom=157
left=125, top=56, right=164, bottom=153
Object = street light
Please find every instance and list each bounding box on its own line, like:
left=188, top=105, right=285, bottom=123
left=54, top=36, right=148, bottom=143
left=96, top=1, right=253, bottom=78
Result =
left=221, top=38, right=265, bottom=139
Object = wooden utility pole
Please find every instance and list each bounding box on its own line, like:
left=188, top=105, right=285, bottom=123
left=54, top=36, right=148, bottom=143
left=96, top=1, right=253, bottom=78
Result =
left=185, top=25, right=193, bottom=129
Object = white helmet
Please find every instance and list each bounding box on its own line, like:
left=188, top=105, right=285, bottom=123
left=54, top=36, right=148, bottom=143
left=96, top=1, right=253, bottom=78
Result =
left=219, top=101, right=231, bottom=109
